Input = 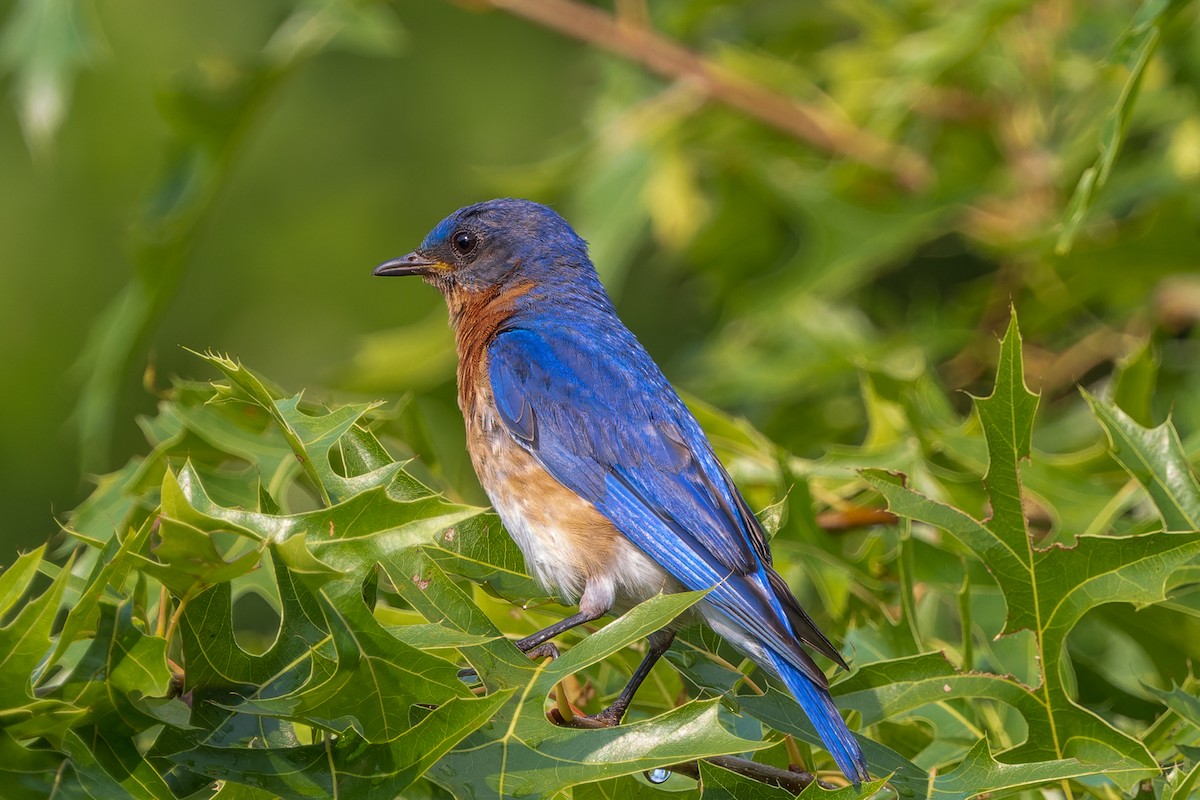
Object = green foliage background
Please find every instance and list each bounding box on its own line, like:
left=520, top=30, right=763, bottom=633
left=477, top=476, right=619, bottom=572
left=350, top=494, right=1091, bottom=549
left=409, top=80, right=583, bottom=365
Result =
left=3, top=0, right=1200, bottom=797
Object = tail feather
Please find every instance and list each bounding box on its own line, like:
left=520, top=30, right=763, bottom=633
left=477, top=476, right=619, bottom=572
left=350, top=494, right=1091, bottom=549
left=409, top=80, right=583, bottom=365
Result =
left=767, top=650, right=869, bottom=784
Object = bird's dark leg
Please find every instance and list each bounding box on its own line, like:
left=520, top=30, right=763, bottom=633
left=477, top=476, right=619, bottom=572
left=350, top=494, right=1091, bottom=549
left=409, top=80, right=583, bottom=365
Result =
left=458, top=606, right=608, bottom=681
left=560, top=628, right=677, bottom=728
left=512, top=606, right=607, bottom=652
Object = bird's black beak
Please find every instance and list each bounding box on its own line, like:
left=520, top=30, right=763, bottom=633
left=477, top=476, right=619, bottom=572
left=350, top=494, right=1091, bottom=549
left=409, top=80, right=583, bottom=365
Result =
left=372, top=251, right=442, bottom=277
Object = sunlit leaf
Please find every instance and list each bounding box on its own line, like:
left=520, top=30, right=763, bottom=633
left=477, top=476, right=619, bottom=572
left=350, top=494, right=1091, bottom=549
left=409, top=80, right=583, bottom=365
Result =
left=863, top=311, right=1187, bottom=790
left=0, top=547, right=71, bottom=709
left=173, top=693, right=509, bottom=799
left=930, top=739, right=1093, bottom=799
left=698, top=759, right=795, bottom=799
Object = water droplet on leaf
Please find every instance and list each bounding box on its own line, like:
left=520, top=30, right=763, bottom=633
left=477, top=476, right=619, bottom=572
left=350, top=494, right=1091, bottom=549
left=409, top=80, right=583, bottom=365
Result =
left=645, top=768, right=671, bottom=784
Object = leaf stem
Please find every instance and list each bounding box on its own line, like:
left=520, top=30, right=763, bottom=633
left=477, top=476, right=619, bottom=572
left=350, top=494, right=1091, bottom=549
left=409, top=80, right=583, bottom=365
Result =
left=155, top=584, right=170, bottom=639
left=898, top=518, right=924, bottom=651
left=554, top=680, right=574, bottom=722
left=163, top=590, right=193, bottom=654
left=957, top=560, right=972, bottom=671
left=784, top=735, right=805, bottom=771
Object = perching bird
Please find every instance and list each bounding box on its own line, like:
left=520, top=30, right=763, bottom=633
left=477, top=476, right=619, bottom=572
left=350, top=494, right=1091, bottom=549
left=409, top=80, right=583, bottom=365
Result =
left=373, top=198, right=869, bottom=783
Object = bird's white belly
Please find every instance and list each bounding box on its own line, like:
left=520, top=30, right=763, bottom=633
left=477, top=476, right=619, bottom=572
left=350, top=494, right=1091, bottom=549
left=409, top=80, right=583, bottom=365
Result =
left=490, top=485, right=674, bottom=611
left=488, top=483, right=590, bottom=600
left=470, top=408, right=677, bottom=616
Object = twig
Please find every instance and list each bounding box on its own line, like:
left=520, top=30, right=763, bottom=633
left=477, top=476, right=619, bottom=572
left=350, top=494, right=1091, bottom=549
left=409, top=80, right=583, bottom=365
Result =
left=546, top=706, right=835, bottom=791
left=547, top=707, right=839, bottom=791
left=473, top=0, right=932, bottom=191
left=816, top=506, right=898, bottom=532
left=667, top=754, right=836, bottom=792
left=1026, top=327, right=1139, bottom=397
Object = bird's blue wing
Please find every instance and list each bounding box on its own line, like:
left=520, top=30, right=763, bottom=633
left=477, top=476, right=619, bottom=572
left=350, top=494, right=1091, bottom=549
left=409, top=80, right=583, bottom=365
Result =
left=487, top=325, right=842, bottom=681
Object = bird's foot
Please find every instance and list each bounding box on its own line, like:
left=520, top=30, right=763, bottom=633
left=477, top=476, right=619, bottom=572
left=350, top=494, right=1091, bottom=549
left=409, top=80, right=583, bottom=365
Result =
left=548, top=704, right=625, bottom=729
left=525, top=642, right=561, bottom=661
left=458, top=642, right=561, bottom=682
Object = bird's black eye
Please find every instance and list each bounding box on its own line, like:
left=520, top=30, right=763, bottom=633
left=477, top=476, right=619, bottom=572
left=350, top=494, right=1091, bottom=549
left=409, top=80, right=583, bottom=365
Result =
left=451, top=230, right=478, bottom=256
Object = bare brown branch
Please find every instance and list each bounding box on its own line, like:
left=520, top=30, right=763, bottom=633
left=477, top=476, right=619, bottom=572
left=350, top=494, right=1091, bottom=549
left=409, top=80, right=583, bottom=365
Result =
left=547, top=709, right=839, bottom=791
left=667, top=754, right=837, bottom=792
left=473, top=0, right=933, bottom=191
left=817, top=506, right=899, bottom=532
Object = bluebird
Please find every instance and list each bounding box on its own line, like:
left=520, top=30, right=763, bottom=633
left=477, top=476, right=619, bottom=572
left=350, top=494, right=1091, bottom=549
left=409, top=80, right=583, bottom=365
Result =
left=373, top=198, right=869, bottom=783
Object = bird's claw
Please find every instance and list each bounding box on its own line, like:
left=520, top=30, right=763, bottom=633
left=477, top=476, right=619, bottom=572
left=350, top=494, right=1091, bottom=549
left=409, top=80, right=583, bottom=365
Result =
left=525, top=642, right=560, bottom=661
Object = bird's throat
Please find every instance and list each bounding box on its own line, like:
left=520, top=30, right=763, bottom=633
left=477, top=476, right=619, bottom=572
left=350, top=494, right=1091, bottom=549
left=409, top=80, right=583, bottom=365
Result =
left=446, top=280, right=536, bottom=419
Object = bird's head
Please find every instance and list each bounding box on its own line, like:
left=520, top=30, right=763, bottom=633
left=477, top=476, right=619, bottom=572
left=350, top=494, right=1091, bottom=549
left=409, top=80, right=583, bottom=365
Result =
left=373, top=199, right=595, bottom=299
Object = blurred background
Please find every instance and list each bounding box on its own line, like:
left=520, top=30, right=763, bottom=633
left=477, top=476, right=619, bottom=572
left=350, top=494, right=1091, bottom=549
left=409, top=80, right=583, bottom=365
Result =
left=3, top=0, right=1199, bottom=559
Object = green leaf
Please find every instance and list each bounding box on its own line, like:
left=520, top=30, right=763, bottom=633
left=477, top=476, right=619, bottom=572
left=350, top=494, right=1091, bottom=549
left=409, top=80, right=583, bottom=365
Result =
left=380, top=547, right=537, bottom=687
left=972, top=311, right=1039, bottom=547
left=0, top=729, right=74, bottom=800
left=169, top=555, right=467, bottom=756
left=231, top=576, right=471, bottom=743
left=63, top=728, right=175, bottom=800
left=195, top=350, right=393, bottom=505
left=144, top=467, right=264, bottom=596
left=0, top=0, right=101, bottom=152
left=830, top=653, right=1046, bottom=729
left=862, top=311, right=1186, bottom=789
left=1056, top=0, right=1169, bottom=253
left=739, top=690, right=924, bottom=796
left=431, top=696, right=765, bottom=799
left=0, top=548, right=71, bottom=709
left=699, top=759, right=795, bottom=799
left=46, top=512, right=160, bottom=672
left=1084, top=392, right=1200, bottom=532
left=1111, top=341, right=1161, bottom=428
left=1145, top=682, right=1200, bottom=732
left=0, top=546, right=45, bottom=617
left=424, top=512, right=545, bottom=604
left=169, top=455, right=476, bottom=558
left=174, top=693, right=507, bottom=799
left=795, top=776, right=891, bottom=799
left=541, top=590, right=708, bottom=681
left=930, top=739, right=1092, bottom=799
left=265, top=0, right=405, bottom=61
left=50, top=598, right=171, bottom=737
left=574, top=773, right=686, bottom=799
left=1164, top=759, right=1200, bottom=800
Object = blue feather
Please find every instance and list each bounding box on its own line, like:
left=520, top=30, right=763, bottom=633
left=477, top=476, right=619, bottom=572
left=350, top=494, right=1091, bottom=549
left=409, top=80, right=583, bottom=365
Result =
left=392, top=198, right=870, bottom=781
left=489, top=324, right=868, bottom=779
left=768, top=651, right=870, bottom=784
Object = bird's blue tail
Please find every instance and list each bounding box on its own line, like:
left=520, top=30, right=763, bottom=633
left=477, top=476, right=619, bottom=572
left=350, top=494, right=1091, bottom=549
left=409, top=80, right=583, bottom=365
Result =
left=767, top=650, right=869, bottom=783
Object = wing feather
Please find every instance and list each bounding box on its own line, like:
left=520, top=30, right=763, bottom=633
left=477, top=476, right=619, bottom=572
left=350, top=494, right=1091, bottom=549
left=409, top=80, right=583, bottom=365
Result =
left=488, top=326, right=838, bottom=683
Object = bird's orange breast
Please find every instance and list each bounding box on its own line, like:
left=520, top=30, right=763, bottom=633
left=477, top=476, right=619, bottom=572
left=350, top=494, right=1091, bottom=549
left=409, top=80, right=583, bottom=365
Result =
left=447, top=280, right=676, bottom=610
left=464, top=373, right=626, bottom=603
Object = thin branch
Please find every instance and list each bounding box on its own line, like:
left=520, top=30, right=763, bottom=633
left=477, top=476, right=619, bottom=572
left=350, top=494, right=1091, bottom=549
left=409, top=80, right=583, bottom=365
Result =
left=548, top=705, right=835, bottom=790
left=817, top=506, right=899, bottom=532
left=548, top=708, right=839, bottom=791
left=667, top=754, right=837, bottom=792
left=474, top=0, right=933, bottom=191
